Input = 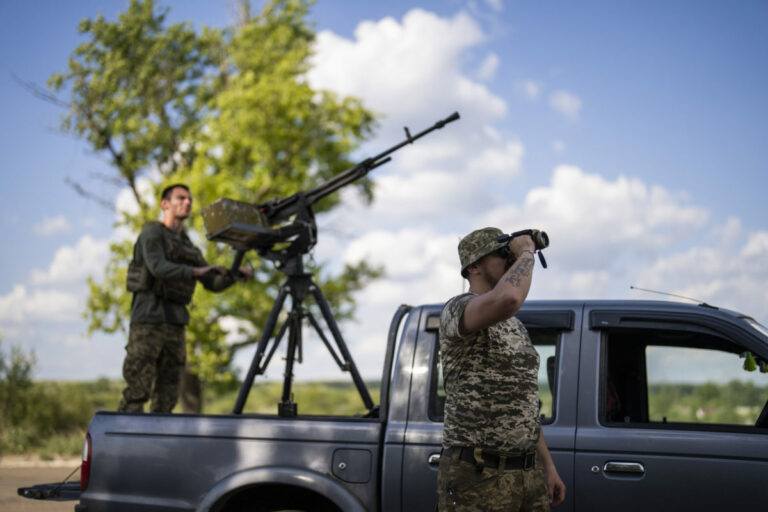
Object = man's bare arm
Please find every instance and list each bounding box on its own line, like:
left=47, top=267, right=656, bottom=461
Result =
left=459, top=228, right=541, bottom=334
left=537, top=432, right=566, bottom=507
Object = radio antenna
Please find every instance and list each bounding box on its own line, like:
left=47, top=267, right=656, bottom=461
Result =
left=629, top=285, right=711, bottom=306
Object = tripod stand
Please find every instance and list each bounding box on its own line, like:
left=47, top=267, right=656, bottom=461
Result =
left=204, top=112, right=460, bottom=417
left=232, top=256, right=374, bottom=417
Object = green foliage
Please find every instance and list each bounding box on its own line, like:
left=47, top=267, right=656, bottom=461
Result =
left=0, top=343, right=95, bottom=456
left=0, top=377, right=124, bottom=456
left=2, top=377, right=378, bottom=456
left=204, top=380, right=381, bottom=416
left=0, top=341, right=36, bottom=448
left=538, top=382, right=553, bottom=419
left=2, top=375, right=765, bottom=457
left=51, top=0, right=381, bottom=404
left=648, top=380, right=768, bottom=425
left=48, top=0, right=220, bottom=202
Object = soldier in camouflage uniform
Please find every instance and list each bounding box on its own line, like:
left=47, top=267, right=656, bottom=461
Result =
left=118, top=184, right=253, bottom=413
left=437, top=227, right=566, bottom=511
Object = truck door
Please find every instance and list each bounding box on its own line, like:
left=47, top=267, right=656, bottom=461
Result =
left=575, top=305, right=768, bottom=512
left=398, top=303, right=580, bottom=512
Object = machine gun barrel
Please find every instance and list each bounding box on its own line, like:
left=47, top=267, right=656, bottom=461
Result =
left=206, top=112, right=461, bottom=270
left=258, top=111, right=460, bottom=225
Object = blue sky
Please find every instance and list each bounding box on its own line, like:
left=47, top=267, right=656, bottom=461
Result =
left=1, top=1, right=767, bottom=381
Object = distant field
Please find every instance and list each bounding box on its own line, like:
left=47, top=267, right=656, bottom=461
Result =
left=0, top=379, right=380, bottom=458
left=204, top=380, right=381, bottom=416
left=1, top=378, right=765, bottom=458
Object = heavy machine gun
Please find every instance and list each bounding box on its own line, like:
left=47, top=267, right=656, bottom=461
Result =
left=201, top=112, right=460, bottom=417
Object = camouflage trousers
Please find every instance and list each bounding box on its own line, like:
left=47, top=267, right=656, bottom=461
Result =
left=118, top=322, right=186, bottom=413
left=437, top=448, right=550, bottom=512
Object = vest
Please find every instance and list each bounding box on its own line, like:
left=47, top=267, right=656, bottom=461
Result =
left=126, top=222, right=203, bottom=305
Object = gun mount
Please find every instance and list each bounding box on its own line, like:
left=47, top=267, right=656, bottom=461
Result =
left=201, top=112, right=460, bottom=417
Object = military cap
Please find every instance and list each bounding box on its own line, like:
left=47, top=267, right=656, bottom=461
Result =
left=458, top=227, right=507, bottom=276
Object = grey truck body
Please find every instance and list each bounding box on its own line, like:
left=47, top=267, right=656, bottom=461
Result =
left=24, top=300, right=768, bottom=511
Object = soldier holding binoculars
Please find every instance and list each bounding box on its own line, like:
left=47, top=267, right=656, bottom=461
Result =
left=438, top=227, right=565, bottom=511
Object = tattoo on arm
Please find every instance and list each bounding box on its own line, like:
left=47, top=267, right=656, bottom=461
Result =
left=505, top=256, right=534, bottom=286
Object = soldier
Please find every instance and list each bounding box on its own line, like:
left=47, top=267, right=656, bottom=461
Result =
left=437, top=227, right=565, bottom=511
left=118, top=184, right=253, bottom=413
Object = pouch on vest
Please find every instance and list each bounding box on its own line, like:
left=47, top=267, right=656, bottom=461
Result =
left=154, top=279, right=196, bottom=305
left=126, top=259, right=154, bottom=293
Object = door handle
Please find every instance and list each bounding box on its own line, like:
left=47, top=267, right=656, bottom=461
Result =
left=428, top=453, right=441, bottom=466
left=603, top=461, right=645, bottom=474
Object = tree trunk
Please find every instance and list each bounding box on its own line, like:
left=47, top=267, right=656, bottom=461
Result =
left=180, top=367, right=202, bottom=413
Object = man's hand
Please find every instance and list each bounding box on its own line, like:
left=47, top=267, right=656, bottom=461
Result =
left=544, top=463, right=566, bottom=507
left=537, top=432, right=566, bottom=507
left=192, top=265, right=228, bottom=277
left=507, top=228, right=539, bottom=258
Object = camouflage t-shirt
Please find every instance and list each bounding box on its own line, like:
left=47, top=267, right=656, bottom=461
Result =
left=439, top=293, right=541, bottom=453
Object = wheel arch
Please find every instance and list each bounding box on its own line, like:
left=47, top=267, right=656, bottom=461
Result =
left=198, top=466, right=366, bottom=512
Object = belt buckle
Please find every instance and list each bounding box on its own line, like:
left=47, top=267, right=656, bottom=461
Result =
left=523, top=452, right=536, bottom=470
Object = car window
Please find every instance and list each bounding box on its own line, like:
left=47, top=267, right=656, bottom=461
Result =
left=429, top=328, right=562, bottom=423
left=602, top=327, right=768, bottom=429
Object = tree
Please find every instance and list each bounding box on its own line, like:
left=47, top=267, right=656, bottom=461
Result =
left=49, top=0, right=380, bottom=412
left=0, top=339, right=36, bottom=452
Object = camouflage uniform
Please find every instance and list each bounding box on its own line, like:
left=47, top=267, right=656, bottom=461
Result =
left=437, top=227, right=548, bottom=511
left=118, top=222, right=236, bottom=413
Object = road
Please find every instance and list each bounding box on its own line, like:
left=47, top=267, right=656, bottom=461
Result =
left=1, top=461, right=80, bottom=512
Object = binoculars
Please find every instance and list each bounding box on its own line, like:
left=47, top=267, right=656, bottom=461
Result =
left=497, top=229, right=549, bottom=250
left=497, top=229, right=550, bottom=268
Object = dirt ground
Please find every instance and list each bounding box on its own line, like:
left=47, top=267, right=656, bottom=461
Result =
left=0, top=456, right=81, bottom=512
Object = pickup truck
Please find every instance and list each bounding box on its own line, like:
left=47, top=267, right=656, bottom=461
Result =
left=20, top=299, right=768, bottom=511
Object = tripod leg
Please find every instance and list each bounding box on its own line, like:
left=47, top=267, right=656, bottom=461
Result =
left=260, top=319, right=290, bottom=372
left=309, top=284, right=374, bottom=410
left=278, top=304, right=302, bottom=417
left=233, top=286, right=289, bottom=414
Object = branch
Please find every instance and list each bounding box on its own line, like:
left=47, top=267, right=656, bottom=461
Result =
left=88, top=171, right=127, bottom=188
left=65, top=177, right=115, bottom=211
left=10, top=72, right=69, bottom=109
left=228, top=337, right=258, bottom=355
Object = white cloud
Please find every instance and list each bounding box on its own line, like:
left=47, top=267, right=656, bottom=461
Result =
left=467, top=139, right=525, bottom=178
left=636, top=228, right=768, bottom=321
left=219, top=315, right=255, bottom=345
left=317, top=163, right=721, bottom=351
left=307, top=9, right=524, bottom=232
left=115, top=175, right=157, bottom=217
left=34, top=215, right=72, bottom=236
left=476, top=53, right=500, bottom=80
left=485, top=0, right=504, bottom=12
left=0, top=284, right=81, bottom=324
left=482, top=165, right=708, bottom=269
left=549, top=90, right=582, bottom=120
left=309, top=8, right=506, bottom=134
left=517, top=80, right=541, bottom=100
left=30, top=235, right=111, bottom=285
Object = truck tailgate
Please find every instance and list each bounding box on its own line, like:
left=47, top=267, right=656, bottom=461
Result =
left=81, top=411, right=383, bottom=511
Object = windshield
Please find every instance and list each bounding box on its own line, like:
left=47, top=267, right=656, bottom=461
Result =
left=744, top=317, right=768, bottom=340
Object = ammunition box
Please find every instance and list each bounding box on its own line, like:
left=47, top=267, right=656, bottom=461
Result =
left=201, top=198, right=272, bottom=249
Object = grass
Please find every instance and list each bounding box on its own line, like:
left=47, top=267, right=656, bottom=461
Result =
left=204, top=380, right=381, bottom=416
left=3, top=378, right=765, bottom=458
left=0, top=379, right=381, bottom=458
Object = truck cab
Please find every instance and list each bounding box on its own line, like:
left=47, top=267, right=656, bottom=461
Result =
left=396, top=300, right=768, bottom=511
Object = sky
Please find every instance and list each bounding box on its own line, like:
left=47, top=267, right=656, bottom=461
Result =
left=1, top=0, right=767, bottom=384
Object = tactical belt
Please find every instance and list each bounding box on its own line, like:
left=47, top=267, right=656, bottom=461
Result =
left=444, top=446, right=537, bottom=471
